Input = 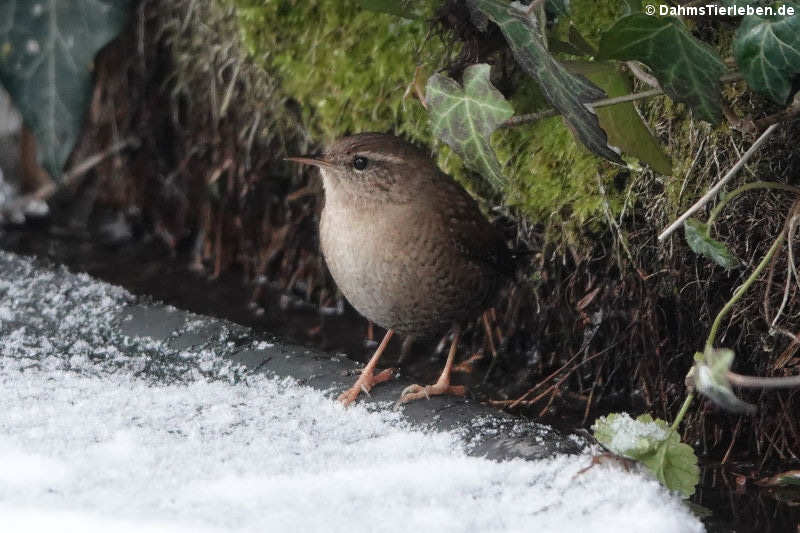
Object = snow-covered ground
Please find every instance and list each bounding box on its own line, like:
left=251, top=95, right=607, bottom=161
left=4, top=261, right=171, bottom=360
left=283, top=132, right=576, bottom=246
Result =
left=0, top=251, right=703, bottom=532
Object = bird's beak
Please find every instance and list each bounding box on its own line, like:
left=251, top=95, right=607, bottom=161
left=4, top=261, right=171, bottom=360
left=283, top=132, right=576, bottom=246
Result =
left=285, top=154, right=334, bottom=169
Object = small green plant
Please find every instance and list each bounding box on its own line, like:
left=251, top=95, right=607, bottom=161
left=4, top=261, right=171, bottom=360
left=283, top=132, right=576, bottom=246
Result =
left=602, top=178, right=800, bottom=498
left=592, top=413, right=699, bottom=498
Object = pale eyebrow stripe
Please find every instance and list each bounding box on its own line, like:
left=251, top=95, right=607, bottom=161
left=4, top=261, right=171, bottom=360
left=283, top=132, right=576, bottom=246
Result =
left=358, top=151, right=405, bottom=164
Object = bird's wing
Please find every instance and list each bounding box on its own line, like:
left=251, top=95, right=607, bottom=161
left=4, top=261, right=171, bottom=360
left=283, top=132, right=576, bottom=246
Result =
left=434, top=176, right=515, bottom=278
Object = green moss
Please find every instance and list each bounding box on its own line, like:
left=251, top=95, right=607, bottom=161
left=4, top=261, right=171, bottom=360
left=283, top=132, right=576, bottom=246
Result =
left=568, top=0, right=627, bottom=46
left=229, top=0, right=627, bottom=235
left=495, top=118, right=621, bottom=228
left=232, top=0, right=444, bottom=145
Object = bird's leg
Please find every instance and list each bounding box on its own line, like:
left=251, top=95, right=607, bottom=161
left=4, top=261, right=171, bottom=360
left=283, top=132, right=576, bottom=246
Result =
left=452, top=310, right=497, bottom=374
left=338, top=329, right=395, bottom=406
left=397, top=335, right=416, bottom=365
left=363, top=321, right=378, bottom=349
left=398, top=327, right=466, bottom=404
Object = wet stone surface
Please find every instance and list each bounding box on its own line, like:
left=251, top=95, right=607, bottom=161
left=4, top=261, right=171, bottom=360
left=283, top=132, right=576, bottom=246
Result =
left=0, top=249, right=707, bottom=532
left=1, top=249, right=582, bottom=459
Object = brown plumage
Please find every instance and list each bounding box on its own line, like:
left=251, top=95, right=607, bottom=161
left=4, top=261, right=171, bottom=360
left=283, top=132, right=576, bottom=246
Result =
left=288, top=133, right=513, bottom=405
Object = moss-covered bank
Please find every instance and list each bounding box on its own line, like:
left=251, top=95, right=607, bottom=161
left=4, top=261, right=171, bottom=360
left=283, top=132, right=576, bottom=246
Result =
left=232, top=0, right=638, bottom=231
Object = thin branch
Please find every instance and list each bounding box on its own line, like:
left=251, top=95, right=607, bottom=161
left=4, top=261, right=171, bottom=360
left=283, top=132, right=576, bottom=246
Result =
left=502, top=72, right=743, bottom=129
left=728, top=371, right=800, bottom=389
left=754, top=104, right=800, bottom=130
left=4, top=136, right=140, bottom=213
left=501, top=88, right=661, bottom=128
left=63, top=136, right=141, bottom=189
left=658, top=123, right=779, bottom=241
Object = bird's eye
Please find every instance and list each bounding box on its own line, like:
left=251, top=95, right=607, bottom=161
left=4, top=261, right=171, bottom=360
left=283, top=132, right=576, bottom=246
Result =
left=353, top=156, right=368, bottom=170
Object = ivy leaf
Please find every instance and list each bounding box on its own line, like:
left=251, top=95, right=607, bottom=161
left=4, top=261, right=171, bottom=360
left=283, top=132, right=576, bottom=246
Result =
left=568, top=25, right=597, bottom=56
left=733, top=3, right=800, bottom=104
left=684, top=218, right=738, bottom=269
left=546, top=0, right=570, bottom=18
left=598, top=14, right=726, bottom=124
left=469, top=0, right=624, bottom=165
left=593, top=412, right=700, bottom=498
left=548, top=39, right=585, bottom=56
left=426, top=63, right=514, bottom=191
left=567, top=60, right=672, bottom=175
left=688, top=347, right=757, bottom=414
left=0, top=0, right=131, bottom=178
left=622, top=0, right=642, bottom=14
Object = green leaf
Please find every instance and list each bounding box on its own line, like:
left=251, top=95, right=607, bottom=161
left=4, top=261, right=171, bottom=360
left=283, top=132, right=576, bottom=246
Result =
left=567, top=60, right=672, bottom=175
left=469, top=0, right=624, bottom=165
left=568, top=25, right=597, bottom=56
left=593, top=412, right=668, bottom=458
left=684, top=218, right=739, bottom=269
left=0, top=0, right=131, bottom=178
left=593, top=412, right=700, bottom=498
left=689, top=347, right=757, bottom=414
left=598, top=14, right=726, bottom=124
left=622, top=0, right=642, bottom=14
left=546, top=0, right=570, bottom=18
left=355, top=0, right=427, bottom=19
left=426, top=63, right=514, bottom=191
left=733, top=3, right=800, bottom=104
left=548, top=39, right=585, bottom=56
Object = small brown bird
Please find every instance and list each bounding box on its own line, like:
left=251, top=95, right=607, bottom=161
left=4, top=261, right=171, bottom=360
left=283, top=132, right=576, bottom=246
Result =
left=288, top=133, right=513, bottom=405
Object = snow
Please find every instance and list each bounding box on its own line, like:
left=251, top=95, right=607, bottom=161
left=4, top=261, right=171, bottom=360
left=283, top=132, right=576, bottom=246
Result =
left=602, top=412, right=669, bottom=453
left=0, top=251, right=704, bottom=533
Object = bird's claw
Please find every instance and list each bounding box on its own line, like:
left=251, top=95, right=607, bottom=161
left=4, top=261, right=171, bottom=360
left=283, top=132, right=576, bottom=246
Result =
left=337, top=367, right=395, bottom=406
left=396, top=382, right=466, bottom=405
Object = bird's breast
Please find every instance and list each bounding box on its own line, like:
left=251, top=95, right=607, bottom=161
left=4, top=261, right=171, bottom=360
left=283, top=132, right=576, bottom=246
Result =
left=319, top=195, right=493, bottom=336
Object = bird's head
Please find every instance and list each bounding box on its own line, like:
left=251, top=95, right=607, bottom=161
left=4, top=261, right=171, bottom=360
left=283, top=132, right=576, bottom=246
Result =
left=286, top=133, right=435, bottom=202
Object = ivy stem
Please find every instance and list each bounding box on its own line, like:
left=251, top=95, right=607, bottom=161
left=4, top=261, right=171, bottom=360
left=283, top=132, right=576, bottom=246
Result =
left=706, top=181, right=800, bottom=228
left=501, top=72, right=743, bottom=129
left=727, top=371, right=800, bottom=389
left=705, top=228, right=787, bottom=351
left=669, top=392, right=695, bottom=434
left=754, top=103, right=800, bottom=130
left=502, top=88, right=661, bottom=127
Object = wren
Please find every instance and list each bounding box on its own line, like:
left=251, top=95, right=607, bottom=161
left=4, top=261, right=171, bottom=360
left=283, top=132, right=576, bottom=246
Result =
left=288, top=133, right=513, bottom=405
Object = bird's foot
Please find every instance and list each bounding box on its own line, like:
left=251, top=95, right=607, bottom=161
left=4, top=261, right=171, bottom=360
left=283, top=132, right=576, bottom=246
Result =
left=337, top=367, right=395, bottom=406
left=396, top=381, right=466, bottom=404
left=451, top=352, right=484, bottom=374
